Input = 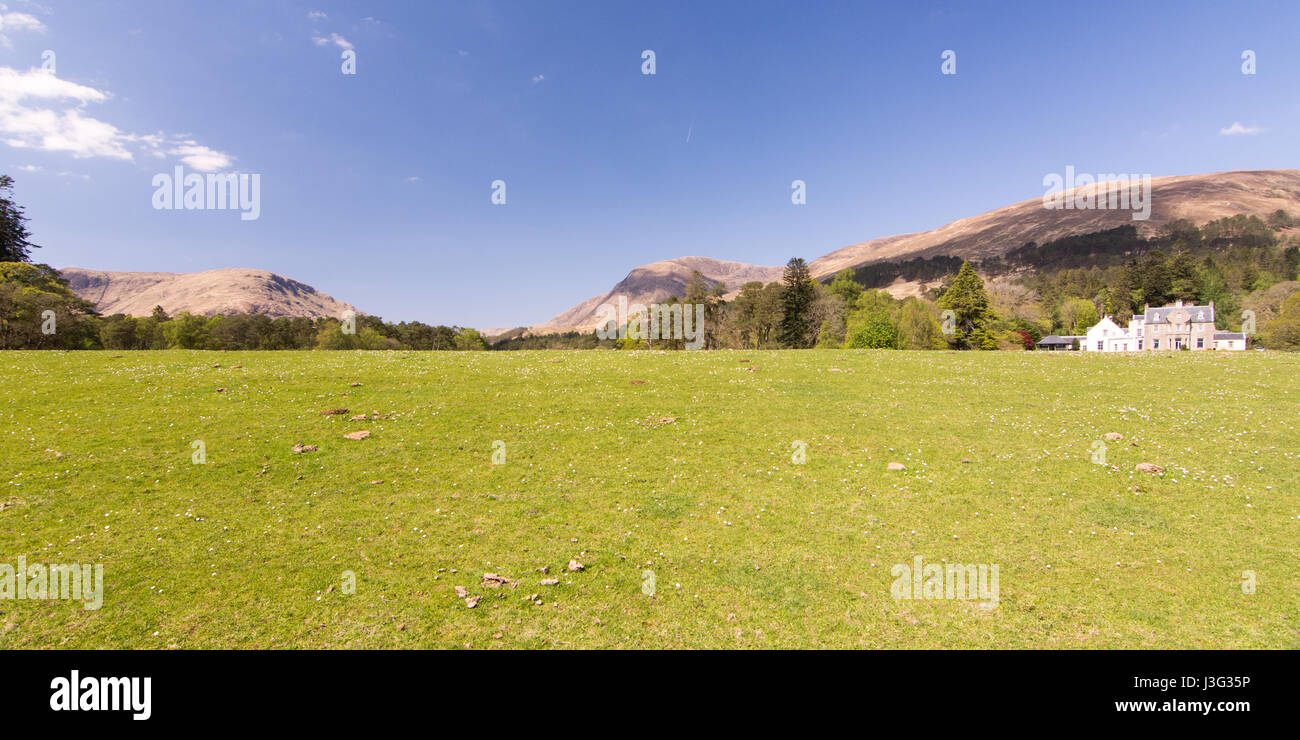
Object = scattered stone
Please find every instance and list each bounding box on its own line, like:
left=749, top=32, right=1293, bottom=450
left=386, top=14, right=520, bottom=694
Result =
left=231, top=365, right=242, bottom=369
left=349, top=414, right=367, bottom=421
left=350, top=382, right=362, bottom=387
left=540, top=578, right=559, bottom=586
left=454, top=586, right=468, bottom=598
left=1102, top=433, right=1124, bottom=441
left=343, top=431, right=370, bottom=440
left=630, top=380, right=647, bottom=385
left=961, top=458, right=972, bottom=464
left=370, top=480, right=384, bottom=485
left=396, top=623, right=406, bottom=631
left=537, top=565, right=549, bottom=574
left=887, top=462, right=906, bottom=471
left=483, top=573, right=516, bottom=588
left=216, top=388, right=226, bottom=393
left=322, top=409, right=349, bottom=415
left=465, top=595, right=481, bottom=608
left=567, top=559, right=584, bottom=572
left=291, top=444, right=318, bottom=453
left=1135, top=463, right=1164, bottom=474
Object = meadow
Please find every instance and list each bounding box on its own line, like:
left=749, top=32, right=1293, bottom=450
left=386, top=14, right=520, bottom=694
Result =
left=0, top=349, right=1296, bottom=649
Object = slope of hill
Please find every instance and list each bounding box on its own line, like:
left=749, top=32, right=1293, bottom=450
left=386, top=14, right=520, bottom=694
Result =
left=528, top=257, right=784, bottom=335
left=808, top=169, right=1300, bottom=277
left=60, top=267, right=357, bottom=319
left=531, top=169, right=1300, bottom=334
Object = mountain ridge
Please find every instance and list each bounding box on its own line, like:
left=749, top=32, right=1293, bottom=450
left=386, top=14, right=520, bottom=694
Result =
left=528, top=169, right=1300, bottom=334
left=60, top=267, right=357, bottom=319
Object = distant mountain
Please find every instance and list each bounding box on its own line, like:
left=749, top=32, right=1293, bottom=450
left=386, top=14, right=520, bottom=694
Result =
left=528, top=257, right=784, bottom=335
left=531, top=169, right=1300, bottom=334
left=60, top=267, right=356, bottom=319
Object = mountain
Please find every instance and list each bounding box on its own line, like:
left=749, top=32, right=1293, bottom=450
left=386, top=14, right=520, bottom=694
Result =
left=60, top=267, right=357, bottom=319
left=528, top=257, right=785, bottom=335
left=530, top=169, right=1300, bottom=334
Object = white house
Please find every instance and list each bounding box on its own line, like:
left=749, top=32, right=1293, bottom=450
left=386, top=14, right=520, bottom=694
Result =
left=1082, top=316, right=1136, bottom=352
left=1078, top=301, right=1245, bottom=352
left=1214, top=331, right=1247, bottom=350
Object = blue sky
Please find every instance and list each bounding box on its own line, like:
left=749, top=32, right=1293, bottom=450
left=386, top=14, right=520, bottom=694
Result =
left=2, top=0, right=1298, bottom=328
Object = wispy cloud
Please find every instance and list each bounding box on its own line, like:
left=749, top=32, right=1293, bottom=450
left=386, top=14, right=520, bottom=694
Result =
left=306, top=10, right=327, bottom=22
left=312, top=31, right=353, bottom=50
left=167, top=141, right=234, bottom=171
left=0, top=4, right=45, bottom=48
left=1219, top=121, right=1261, bottom=136
left=530, top=74, right=545, bottom=84
left=0, top=66, right=236, bottom=171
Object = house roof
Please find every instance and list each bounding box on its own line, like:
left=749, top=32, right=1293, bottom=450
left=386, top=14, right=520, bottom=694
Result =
left=1145, top=304, right=1214, bottom=325
left=1214, top=332, right=1245, bottom=340
left=1037, top=335, right=1079, bottom=345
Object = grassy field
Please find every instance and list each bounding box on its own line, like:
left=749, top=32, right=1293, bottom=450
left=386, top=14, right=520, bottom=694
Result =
left=0, top=349, right=1296, bottom=649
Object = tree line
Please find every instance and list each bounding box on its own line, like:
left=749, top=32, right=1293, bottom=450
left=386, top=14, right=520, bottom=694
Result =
left=4, top=173, right=1299, bottom=351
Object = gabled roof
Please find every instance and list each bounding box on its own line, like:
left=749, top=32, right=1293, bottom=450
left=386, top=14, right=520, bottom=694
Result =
left=1037, top=335, right=1081, bottom=345
left=1145, top=304, right=1214, bottom=324
left=1214, top=332, right=1245, bottom=340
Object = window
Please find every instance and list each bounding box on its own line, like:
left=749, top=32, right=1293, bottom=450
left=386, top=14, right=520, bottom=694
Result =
left=1096, top=342, right=1103, bottom=351
left=1138, top=340, right=1143, bottom=350
left=1153, top=340, right=1159, bottom=349
left=1197, top=337, right=1204, bottom=348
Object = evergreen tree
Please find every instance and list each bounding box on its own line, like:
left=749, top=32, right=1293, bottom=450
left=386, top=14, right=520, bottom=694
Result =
left=0, top=176, right=39, bottom=263
left=936, top=261, right=996, bottom=349
left=778, top=257, right=815, bottom=348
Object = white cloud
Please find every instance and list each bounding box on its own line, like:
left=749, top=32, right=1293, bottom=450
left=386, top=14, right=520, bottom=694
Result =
left=405, top=176, right=420, bottom=183
left=168, top=141, right=234, bottom=172
left=0, top=6, right=45, bottom=47
left=0, top=66, right=237, bottom=171
left=312, top=32, right=353, bottom=50
left=531, top=74, right=545, bottom=84
left=306, top=11, right=327, bottom=22
left=1219, top=122, right=1261, bottom=136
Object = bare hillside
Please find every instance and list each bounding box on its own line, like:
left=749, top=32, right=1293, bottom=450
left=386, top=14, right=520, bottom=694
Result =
left=60, top=267, right=357, bottom=319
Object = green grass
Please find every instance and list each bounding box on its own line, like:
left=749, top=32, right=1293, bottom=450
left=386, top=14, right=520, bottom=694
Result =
left=1, top=349, right=1297, bottom=648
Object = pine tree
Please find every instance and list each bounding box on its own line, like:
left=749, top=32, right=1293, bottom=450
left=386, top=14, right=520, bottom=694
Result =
left=937, top=261, right=996, bottom=350
left=778, top=257, right=815, bottom=348
left=0, top=176, right=40, bottom=263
